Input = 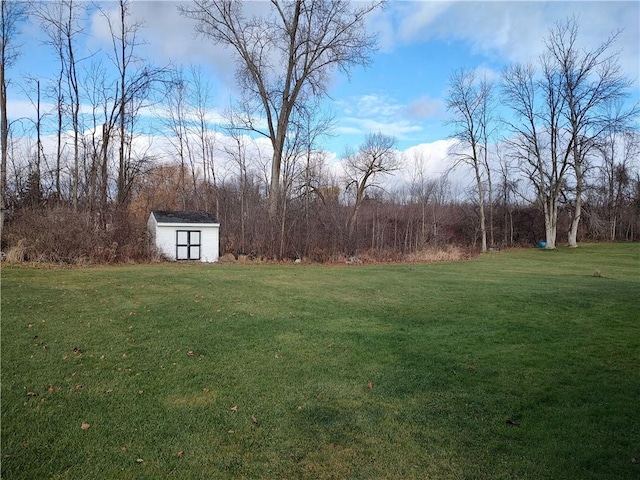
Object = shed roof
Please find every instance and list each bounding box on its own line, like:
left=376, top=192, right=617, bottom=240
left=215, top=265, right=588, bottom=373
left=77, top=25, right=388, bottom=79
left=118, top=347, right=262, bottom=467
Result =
left=152, top=210, right=218, bottom=224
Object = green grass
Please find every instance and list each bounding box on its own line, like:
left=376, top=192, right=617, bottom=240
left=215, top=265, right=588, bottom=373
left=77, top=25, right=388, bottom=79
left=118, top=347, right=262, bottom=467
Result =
left=2, top=243, right=639, bottom=479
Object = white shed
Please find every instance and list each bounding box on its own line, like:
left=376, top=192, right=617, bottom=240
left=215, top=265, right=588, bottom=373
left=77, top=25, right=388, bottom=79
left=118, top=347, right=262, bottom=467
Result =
left=148, top=210, right=220, bottom=263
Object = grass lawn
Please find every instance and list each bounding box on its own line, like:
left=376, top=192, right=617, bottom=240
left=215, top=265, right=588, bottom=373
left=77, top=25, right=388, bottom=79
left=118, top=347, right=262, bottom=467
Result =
left=1, top=243, right=639, bottom=479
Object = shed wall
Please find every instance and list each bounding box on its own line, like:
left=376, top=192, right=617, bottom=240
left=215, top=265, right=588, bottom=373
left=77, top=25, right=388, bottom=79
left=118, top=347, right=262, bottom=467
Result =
left=154, top=224, right=219, bottom=263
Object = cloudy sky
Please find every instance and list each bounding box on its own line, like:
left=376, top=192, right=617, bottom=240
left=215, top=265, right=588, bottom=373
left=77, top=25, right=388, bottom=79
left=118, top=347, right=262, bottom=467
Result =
left=8, top=0, right=640, bottom=183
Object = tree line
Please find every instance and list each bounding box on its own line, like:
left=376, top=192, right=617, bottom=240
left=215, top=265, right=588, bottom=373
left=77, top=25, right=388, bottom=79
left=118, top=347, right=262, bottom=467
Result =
left=1, top=1, right=638, bottom=263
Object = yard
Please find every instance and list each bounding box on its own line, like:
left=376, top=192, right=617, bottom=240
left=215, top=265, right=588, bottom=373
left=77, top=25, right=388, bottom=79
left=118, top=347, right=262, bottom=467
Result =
left=2, top=244, right=639, bottom=479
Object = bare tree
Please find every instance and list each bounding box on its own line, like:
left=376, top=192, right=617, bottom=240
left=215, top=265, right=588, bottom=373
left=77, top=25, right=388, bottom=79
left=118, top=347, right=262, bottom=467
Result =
left=545, top=17, right=638, bottom=247
left=163, top=70, right=194, bottom=207
left=222, top=119, right=253, bottom=255
left=99, top=0, right=170, bottom=209
left=180, top=0, right=381, bottom=221
left=1, top=0, right=28, bottom=239
left=495, top=143, right=520, bottom=246
left=502, top=59, right=572, bottom=249
left=35, top=0, right=86, bottom=210
left=188, top=65, right=217, bottom=211
left=446, top=68, right=495, bottom=252
left=597, top=129, right=639, bottom=240
left=502, top=18, right=638, bottom=249
left=408, top=151, right=438, bottom=248
left=344, top=132, right=399, bottom=251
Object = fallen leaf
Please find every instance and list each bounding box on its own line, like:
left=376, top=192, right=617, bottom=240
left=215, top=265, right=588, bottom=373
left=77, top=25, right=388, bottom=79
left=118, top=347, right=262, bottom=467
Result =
left=367, top=382, right=373, bottom=390
left=27, top=323, right=33, bottom=328
left=177, top=450, right=185, bottom=458
left=138, top=390, right=144, bottom=395
left=297, top=405, right=304, bottom=411
left=47, top=385, right=54, bottom=393
left=203, top=387, right=210, bottom=393
left=467, top=365, right=475, bottom=371
left=230, top=405, right=238, bottom=412
left=251, top=414, right=258, bottom=425
left=129, top=311, right=136, bottom=316
left=227, top=430, right=235, bottom=434
left=26, top=391, right=38, bottom=397
left=135, top=458, right=144, bottom=464
left=80, top=423, right=90, bottom=430
left=75, top=384, right=83, bottom=390
left=22, top=443, right=28, bottom=448
left=187, top=350, right=195, bottom=356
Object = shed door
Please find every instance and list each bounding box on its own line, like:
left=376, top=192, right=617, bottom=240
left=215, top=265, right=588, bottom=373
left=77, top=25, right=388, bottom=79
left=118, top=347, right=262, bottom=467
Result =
left=176, top=230, right=201, bottom=260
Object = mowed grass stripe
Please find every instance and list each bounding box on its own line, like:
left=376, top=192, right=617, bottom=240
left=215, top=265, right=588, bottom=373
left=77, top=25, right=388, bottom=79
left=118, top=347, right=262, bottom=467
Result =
left=1, top=243, right=639, bottom=479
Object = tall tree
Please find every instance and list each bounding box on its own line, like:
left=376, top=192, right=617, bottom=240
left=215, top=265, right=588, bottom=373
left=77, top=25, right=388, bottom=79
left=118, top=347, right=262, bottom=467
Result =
left=343, top=132, right=399, bottom=251
left=180, top=0, right=381, bottom=221
left=99, top=0, right=170, bottom=209
left=597, top=129, right=639, bottom=241
left=502, top=60, right=572, bottom=249
left=35, top=0, right=85, bottom=209
left=1, top=0, right=28, bottom=239
left=446, top=68, right=495, bottom=252
left=545, top=17, right=638, bottom=247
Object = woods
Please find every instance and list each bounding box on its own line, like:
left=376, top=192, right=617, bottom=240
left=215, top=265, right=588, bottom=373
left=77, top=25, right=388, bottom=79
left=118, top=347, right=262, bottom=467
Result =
left=2, top=2, right=638, bottom=263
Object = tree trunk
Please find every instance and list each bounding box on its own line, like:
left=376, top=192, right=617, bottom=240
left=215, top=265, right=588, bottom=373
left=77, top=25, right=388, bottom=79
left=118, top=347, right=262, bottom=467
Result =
left=0, top=53, right=6, bottom=243
left=544, top=197, right=558, bottom=248
left=568, top=158, right=584, bottom=248
left=568, top=190, right=582, bottom=247
left=473, top=163, right=487, bottom=253
left=268, top=155, right=280, bottom=220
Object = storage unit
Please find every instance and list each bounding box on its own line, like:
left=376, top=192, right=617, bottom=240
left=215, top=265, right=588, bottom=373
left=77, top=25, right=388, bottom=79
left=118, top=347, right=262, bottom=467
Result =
left=148, top=211, right=220, bottom=263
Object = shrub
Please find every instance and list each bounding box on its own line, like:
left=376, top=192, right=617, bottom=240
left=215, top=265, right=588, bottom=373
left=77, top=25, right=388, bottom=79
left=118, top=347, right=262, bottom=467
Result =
left=5, top=239, right=27, bottom=263
left=3, top=207, right=153, bottom=264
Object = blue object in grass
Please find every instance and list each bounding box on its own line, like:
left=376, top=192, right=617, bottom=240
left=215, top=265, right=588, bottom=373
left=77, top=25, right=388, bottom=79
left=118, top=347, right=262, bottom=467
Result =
left=536, top=241, right=547, bottom=248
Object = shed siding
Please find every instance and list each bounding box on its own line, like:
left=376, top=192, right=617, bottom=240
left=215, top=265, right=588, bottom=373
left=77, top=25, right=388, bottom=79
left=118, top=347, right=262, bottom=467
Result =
left=148, top=212, right=220, bottom=263
left=154, top=225, right=219, bottom=262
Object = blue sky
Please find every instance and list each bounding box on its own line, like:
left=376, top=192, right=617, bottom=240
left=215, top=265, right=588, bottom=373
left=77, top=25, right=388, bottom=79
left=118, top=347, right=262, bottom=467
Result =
left=7, top=0, right=640, bottom=183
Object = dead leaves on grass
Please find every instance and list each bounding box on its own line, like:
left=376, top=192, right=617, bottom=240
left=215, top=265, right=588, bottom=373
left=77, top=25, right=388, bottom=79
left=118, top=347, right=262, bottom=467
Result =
left=185, top=349, right=205, bottom=360
left=229, top=404, right=260, bottom=428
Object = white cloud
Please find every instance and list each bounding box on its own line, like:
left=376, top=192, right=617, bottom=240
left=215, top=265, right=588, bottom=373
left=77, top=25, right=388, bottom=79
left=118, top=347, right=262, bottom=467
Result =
left=87, top=1, right=239, bottom=91
left=402, top=138, right=458, bottom=178
left=337, top=117, right=422, bottom=140
left=376, top=1, right=640, bottom=82
left=406, top=95, right=446, bottom=120
left=334, top=93, right=441, bottom=142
